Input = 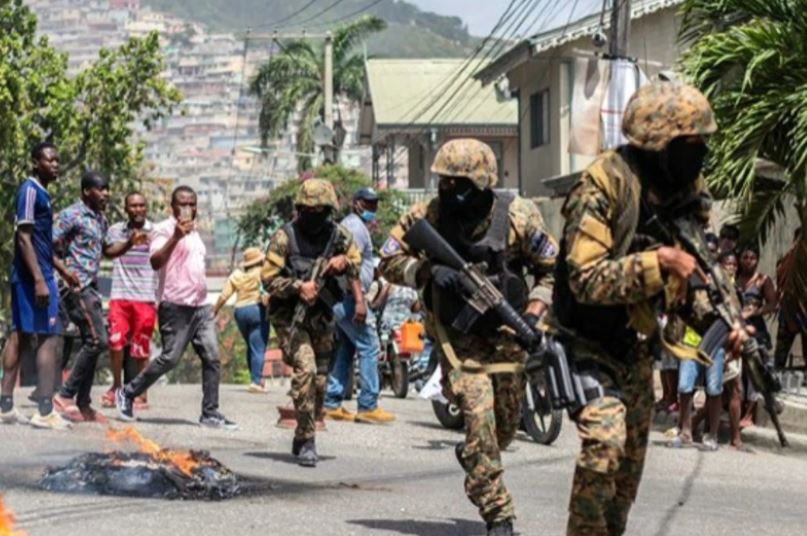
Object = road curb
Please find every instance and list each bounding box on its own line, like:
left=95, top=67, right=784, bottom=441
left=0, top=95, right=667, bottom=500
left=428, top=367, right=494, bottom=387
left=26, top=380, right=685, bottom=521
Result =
left=741, top=426, right=807, bottom=457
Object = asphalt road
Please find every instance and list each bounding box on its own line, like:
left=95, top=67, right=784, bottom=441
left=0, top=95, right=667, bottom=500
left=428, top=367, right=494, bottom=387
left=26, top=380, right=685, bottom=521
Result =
left=1, top=384, right=805, bottom=536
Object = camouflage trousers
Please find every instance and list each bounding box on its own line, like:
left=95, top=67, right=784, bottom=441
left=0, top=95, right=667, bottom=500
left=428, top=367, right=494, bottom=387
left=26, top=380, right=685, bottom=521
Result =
left=439, top=339, right=525, bottom=524
left=567, top=353, right=654, bottom=536
left=276, top=324, right=334, bottom=441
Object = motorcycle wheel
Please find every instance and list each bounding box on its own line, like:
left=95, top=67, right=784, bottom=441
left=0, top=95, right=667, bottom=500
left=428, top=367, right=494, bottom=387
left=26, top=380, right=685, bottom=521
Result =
left=390, top=349, right=409, bottom=398
left=521, top=375, right=563, bottom=445
left=432, top=400, right=464, bottom=430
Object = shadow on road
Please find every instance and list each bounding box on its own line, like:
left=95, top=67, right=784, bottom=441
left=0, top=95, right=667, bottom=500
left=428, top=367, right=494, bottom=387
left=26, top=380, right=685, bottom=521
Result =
left=408, top=420, right=463, bottom=433
left=349, top=517, right=487, bottom=535
left=243, top=451, right=336, bottom=464
left=135, top=417, right=197, bottom=427
left=411, top=439, right=458, bottom=451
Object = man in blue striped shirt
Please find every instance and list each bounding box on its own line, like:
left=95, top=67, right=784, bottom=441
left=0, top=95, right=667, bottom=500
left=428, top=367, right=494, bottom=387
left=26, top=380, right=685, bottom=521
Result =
left=0, top=142, right=71, bottom=429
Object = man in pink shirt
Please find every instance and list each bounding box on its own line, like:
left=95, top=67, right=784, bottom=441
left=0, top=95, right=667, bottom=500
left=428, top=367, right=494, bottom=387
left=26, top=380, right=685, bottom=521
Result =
left=115, top=186, right=236, bottom=429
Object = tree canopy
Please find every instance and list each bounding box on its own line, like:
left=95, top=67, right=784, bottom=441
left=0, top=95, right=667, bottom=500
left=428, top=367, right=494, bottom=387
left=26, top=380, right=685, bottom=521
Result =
left=237, top=165, right=409, bottom=251
left=0, top=0, right=181, bottom=314
left=679, top=0, right=807, bottom=241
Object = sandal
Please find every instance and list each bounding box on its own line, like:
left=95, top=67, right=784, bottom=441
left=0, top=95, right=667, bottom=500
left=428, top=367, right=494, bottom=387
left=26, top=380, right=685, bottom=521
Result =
left=667, top=433, right=693, bottom=449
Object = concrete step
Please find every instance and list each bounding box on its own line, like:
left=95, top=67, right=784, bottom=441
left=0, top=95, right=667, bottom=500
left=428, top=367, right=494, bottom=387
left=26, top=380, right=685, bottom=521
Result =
left=756, top=393, right=807, bottom=436
left=742, top=426, right=807, bottom=457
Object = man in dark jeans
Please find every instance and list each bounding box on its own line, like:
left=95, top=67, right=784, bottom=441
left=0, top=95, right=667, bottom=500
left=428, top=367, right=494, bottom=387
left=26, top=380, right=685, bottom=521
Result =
left=116, top=186, right=236, bottom=429
left=53, top=170, right=139, bottom=422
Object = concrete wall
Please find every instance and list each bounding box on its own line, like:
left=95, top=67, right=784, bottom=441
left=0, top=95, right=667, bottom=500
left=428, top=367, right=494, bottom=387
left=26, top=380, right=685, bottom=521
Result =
left=509, top=7, right=684, bottom=196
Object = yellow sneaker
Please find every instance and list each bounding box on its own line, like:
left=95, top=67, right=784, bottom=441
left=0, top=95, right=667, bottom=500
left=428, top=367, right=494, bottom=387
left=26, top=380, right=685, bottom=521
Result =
left=30, top=411, right=72, bottom=430
left=355, top=407, right=396, bottom=424
left=323, top=406, right=355, bottom=422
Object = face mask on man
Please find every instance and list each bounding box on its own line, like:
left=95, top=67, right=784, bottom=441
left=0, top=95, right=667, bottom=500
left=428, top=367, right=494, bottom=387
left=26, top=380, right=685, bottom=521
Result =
left=438, top=177, right=477, bottom=214
left=359, top=210, right=376, bottom=223
left=637, top=137, right=709, bottom=201
left=661, top=137, right=709, bottom=187
left=296, top=208, right=331, bottom=235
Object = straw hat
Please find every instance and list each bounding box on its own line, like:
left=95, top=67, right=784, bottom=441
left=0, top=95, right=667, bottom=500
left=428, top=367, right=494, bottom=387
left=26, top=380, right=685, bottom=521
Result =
left=241, top=247, right=264, bottom=268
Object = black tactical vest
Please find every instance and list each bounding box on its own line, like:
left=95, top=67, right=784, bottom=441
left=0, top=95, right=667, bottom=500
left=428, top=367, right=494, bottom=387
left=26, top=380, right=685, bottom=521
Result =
left=269, top=222, right=344, bottom=316
left=428, top=191, right=529, bottom=334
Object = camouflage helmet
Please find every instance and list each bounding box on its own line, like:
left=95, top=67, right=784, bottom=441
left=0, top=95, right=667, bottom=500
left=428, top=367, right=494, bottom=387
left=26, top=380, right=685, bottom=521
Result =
left=622, top=82, right=717, bottom=151
left=294, top=178, right=338, bottom=209
left=431, top=138, right=498, bottom=189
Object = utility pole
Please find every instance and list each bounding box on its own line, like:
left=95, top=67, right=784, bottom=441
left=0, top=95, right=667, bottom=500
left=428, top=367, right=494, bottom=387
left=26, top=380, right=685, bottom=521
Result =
left=608, top=0, right=631, bottom=58
left=323, top=31, right=334, bottom=163
left=244, top=30, right=337, bottom=163
left=323, top=32, right=334, bottom=132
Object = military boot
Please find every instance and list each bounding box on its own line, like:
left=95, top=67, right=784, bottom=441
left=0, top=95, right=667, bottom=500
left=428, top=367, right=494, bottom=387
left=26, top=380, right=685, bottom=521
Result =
left=297, top=438, right=318, bottom=468
left=486, top=519, right=513, bottom=536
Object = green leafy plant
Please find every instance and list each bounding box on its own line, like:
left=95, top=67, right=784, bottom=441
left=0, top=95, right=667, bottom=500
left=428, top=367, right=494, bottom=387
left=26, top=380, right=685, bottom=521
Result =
left=679, top=0, right=807, bottom=240
left=249, top=15, right=386, bottom=171
left=237, top=164, right=408, bottom=251
left=0, top=0, right=181, bottom=317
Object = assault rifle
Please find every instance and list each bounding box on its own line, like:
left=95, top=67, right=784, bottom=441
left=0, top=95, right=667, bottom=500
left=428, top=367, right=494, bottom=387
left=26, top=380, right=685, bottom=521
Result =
left=286, top=229, right=340, bottom=351
left=645, top=208, right=789, bottom=447
left=403, top=219, right=593, bottom=415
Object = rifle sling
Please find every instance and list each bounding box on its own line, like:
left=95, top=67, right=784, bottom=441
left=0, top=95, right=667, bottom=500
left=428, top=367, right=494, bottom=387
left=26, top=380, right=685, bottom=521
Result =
left=433, top=319, right=523, bottom=376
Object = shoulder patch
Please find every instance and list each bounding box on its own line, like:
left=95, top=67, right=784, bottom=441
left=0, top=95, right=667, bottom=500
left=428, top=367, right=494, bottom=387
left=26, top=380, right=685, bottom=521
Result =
left=530, top=231, right=556, bottom=258
left=381, top=237, right=402, bottom=256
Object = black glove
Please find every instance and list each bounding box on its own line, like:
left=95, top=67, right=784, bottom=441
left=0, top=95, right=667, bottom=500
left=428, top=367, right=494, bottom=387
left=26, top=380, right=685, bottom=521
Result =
left=522, top=313, right=541, bottom=329
left=431, top=265, right=462, bottom=292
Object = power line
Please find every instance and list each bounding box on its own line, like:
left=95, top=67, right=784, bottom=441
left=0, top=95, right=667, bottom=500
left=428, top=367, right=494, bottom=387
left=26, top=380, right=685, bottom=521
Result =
left=253, top=0, right=320, bottom=31
left=436, top=0, right=548, bottom=125
left=283, top=0, right=348, bottom=29
left=394, top=0, right=527, bottom=129
left=388, top=0, right=546, bottom=170
left=306, top=0, right=386, bottom=29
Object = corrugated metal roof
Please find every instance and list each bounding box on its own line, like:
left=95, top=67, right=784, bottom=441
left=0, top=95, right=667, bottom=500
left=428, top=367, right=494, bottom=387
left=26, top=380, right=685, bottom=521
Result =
left=529, top=0, right=684, bottom=54
left=476, top=0, right=684, bottom=84
left=365, top=59, right=517, bottom=128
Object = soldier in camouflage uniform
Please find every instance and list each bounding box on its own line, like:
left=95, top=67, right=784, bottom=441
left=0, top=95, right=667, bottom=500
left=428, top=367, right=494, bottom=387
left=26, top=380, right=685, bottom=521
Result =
left=550, top=82, right=730, bottom=535
left=261, top=179, right=364, bottom=467
left=379, top=138, right=557, bottom=536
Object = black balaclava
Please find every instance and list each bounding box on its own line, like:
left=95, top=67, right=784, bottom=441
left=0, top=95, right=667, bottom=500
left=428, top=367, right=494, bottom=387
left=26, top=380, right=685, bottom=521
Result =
left=438, top=177, right=493, bottom=219
left=633, top=136, right=708, bottom=203
left=296, top=207, right=332, bottom=236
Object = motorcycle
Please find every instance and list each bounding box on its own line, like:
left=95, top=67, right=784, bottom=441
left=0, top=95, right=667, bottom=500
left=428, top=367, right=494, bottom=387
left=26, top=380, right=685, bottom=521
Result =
left=376, top=318, right=421, bottom=399
left=342, top=316, right=425, bottom=400
left=423, top=345, right=563, bottom=446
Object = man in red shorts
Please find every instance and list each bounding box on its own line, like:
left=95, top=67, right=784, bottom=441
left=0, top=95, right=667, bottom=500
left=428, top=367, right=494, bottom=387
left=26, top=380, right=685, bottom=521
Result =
left=101, top=192, right=155, bottom=410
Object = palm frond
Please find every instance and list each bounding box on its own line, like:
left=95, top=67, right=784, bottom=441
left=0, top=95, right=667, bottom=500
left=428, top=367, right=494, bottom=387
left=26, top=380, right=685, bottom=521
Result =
left=680, top=0, right=807, bottom=213
left=332, top=15, right=386, bottom=64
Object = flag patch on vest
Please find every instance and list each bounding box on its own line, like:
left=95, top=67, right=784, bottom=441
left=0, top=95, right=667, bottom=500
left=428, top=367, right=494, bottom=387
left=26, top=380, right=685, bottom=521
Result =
left=381, top=237, right=401, bottom=256
left=530, top=231, right=556, bottom=258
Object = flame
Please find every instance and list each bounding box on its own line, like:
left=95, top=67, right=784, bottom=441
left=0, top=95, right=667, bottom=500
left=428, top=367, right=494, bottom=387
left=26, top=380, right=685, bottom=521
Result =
left=0, top=497, right=25, bottom=536
left=106, top=426, right=199, bottom=477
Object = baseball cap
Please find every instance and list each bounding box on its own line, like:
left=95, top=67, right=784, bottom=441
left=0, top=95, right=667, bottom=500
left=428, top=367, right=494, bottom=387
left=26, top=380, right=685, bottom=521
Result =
left=353, top=187, right=379, bottom=202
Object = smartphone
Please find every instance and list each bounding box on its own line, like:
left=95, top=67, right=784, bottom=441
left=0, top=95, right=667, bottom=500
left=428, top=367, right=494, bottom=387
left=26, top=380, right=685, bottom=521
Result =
left=179, top=206, right=193, bottom=222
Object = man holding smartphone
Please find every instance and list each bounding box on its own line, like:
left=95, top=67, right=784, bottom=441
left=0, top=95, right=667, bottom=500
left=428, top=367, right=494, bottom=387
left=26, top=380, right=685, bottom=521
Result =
left=116, top=186, right=236, bottom=429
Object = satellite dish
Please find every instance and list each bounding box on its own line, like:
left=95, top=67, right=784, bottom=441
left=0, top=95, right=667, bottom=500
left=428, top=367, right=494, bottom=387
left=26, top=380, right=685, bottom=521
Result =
left=313, top=124, right=334, bottom=147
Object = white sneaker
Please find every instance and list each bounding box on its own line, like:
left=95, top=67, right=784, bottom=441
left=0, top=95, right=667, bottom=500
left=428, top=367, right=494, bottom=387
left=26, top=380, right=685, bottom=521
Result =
left=247, top=383, right=268, bottom=394
left=0, top=407, right=29, bottom=425
left=30, top=411, right=72, bottom=430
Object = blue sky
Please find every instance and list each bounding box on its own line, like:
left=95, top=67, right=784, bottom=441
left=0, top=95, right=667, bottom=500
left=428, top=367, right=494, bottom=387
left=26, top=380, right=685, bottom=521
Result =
left=408, top=0, right=605, bottom=37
